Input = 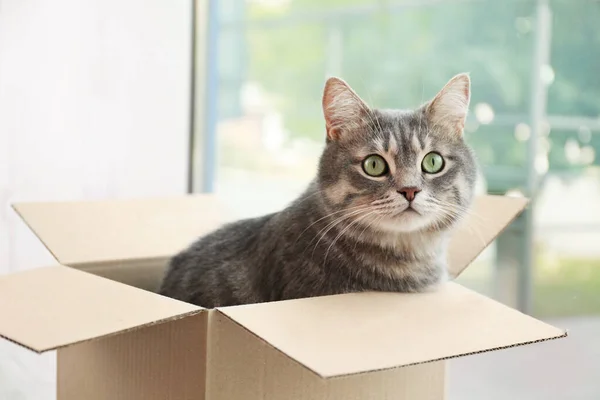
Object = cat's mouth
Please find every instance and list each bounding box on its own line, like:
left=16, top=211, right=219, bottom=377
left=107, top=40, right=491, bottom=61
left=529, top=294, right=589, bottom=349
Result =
left=375, top=204, right=428, bottom=233
left=384, top=205, right=422, bottom=223
left=401, top=205, right=421, bottom=215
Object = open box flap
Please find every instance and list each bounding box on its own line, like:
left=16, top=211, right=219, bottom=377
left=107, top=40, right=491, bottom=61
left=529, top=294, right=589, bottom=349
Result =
left=218, top=283, right=566, bottom=379
left=13, top=194, right=525, bottom=277
left=0, top=266, right=202, bottom=353
left=447, top=195, right=528, bottom=278
left=12, top=195, right=223, bottom=267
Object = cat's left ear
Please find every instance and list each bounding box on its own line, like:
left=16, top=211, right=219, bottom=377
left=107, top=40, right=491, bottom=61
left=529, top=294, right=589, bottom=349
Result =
left=426, top=73, right=471, bottom=138
left=322, top=77, right=370, bottom=141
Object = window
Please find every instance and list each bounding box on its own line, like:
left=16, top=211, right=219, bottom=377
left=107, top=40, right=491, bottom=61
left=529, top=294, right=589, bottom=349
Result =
left=200, top=1, right=600, bottom=397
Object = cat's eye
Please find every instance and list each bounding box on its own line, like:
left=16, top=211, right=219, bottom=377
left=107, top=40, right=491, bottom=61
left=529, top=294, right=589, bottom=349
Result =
left=362, top=155, right=388, bottom=177
left=421, top=152, right=444, bottom=174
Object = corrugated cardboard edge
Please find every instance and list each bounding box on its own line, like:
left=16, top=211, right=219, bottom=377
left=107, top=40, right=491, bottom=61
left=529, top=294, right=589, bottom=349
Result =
left=331, top=330, right=568, bottom=380
left=215, top=310, right=567, bottom=380
left=1, top=309, right=204, bottom=354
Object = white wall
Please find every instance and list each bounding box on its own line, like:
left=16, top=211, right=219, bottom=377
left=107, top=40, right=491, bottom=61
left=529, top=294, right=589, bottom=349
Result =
left=0, top=1, right=192, bottom=398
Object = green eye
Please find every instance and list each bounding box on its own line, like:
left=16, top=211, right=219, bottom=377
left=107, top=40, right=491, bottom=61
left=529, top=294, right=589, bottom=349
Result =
left=421, top=152, right=445, bottom=174
left=362, top=155, right=388, bottom=177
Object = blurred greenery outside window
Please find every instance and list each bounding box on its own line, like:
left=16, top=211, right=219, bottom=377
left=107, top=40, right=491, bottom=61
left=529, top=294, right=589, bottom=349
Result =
left=210, top=0, right=600, bottom=318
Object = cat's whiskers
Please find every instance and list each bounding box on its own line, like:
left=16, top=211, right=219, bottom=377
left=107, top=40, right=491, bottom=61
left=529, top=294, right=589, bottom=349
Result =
left=426, top=198, right=487, bottom=247
left=309, top=203, right=389, bottom=259
left=419, top=197, right=462, bottom=222
left=354, top=211, right=383, bottom=251
left=323, top=209, right=380, bottom=265
left=293, top=201, right=385, bottom=246
left=306, top=205, right=377, bottom=248
left=427, top=196, right=477, bottom=219
left=427, top=201, right=463, bottom=223
left=428, top=197, right=487, bottom=233
left=432, top=196, right=485, bottom=221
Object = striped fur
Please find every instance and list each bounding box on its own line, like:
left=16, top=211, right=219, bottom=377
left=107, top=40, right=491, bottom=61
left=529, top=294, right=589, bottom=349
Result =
left=159, top=74, right=478, bottom=307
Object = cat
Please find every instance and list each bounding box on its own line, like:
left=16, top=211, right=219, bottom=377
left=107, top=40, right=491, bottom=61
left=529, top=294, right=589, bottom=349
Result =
left=159, top=73, right=478, bottom=308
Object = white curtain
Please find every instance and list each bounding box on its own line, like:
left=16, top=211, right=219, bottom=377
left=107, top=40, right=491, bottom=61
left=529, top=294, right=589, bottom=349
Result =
left=0, top=0, right=192, bottom=398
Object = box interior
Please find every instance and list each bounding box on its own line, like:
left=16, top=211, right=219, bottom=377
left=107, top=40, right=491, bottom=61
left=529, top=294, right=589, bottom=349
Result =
left=12, top=195, right=224, bottom=291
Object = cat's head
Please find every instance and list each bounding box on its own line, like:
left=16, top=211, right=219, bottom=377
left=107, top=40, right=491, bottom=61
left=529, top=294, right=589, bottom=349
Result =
left=317, top=74, right=477, bottom=234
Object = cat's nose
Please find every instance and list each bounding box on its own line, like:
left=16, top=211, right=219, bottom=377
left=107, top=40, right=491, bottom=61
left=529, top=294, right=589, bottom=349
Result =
left=397, top=187, right=421, bottom=202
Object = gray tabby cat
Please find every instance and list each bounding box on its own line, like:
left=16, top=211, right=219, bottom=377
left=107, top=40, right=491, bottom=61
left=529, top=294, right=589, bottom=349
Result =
left=159, top=74, right=477, bottom=308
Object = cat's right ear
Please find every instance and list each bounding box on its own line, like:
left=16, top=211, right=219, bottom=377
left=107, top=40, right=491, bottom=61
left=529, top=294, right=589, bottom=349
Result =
left=322, top=77, right=370, bottom=141
left=425, top=73, right=471, bottom=139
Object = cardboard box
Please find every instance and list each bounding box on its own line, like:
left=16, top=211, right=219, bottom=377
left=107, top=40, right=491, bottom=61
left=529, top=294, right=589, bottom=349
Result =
left=0, top=195, right=566, bottom=400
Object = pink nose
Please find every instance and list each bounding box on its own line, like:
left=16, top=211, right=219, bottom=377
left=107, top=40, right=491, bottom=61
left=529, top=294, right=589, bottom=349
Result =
left=398, top=187, right=421, bottom=202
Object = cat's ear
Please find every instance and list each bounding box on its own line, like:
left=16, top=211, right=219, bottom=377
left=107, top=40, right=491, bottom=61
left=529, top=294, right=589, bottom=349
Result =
left=322, top=77, right=370, bottom=141
left=426, top=73, right=471, bottom=138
